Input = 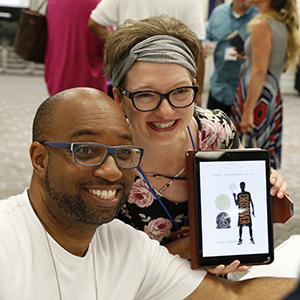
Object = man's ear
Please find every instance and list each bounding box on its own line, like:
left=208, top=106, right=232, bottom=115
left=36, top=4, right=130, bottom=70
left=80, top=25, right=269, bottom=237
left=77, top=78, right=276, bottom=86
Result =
left=29, top=142, right=48, bottom=177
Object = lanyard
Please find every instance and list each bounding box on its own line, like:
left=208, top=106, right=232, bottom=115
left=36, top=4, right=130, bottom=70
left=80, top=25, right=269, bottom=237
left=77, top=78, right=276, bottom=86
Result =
left=137, top=165, right=179, bottom=229
left=136, top=126, right=196, bottom=229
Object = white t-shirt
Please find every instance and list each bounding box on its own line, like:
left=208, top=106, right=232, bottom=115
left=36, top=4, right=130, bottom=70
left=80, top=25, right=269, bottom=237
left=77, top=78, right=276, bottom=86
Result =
left=90, top=0, right=205, bottom=40
left=0, top=190, right=206, bottom=300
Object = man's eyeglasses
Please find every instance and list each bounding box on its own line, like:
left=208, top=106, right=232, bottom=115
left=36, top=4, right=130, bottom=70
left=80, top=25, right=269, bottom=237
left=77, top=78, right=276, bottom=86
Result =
left=42, top=142, right=144, bottom=169
left=119, top=85, right=198, bottom=112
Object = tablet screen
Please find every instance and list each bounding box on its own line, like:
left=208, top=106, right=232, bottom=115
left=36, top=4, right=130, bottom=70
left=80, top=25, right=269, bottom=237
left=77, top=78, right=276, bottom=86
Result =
left=194, top=150, right=273, bottom=266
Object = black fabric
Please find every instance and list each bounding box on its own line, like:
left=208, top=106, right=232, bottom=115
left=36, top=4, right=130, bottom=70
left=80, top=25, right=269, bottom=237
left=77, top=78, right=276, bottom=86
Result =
left=294, top=65, right=300, bottom=94
left=284, top=281, right=300, bottom=300
left=206, top=91, right=233, bottom=118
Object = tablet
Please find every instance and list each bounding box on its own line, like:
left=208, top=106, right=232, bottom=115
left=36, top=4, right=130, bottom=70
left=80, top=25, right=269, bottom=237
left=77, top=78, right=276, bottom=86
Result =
left=190, top=149, right=274, bottom=267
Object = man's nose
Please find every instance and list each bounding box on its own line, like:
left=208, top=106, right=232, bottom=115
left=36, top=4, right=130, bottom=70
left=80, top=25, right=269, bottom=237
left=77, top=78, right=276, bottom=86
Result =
left=94, top=156, right=123, bottom=182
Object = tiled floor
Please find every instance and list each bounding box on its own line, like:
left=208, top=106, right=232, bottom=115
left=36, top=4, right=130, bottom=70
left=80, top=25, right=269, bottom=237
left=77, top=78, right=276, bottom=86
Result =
left=0, top=73, right=299, bottom=248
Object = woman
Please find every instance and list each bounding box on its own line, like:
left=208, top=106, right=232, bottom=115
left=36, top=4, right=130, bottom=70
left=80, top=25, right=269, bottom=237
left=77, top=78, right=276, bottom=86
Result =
left=231, top=0, right=300, bottom=169
left=45, top=0, right=107, bottom=96
left=104, top=16, right=287, bottom=274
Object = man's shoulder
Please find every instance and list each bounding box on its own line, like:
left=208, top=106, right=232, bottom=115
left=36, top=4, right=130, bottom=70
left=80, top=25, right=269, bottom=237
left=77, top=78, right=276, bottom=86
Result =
left=0, top=190, right=28, bottom=228
left=95, top=219, right=161, bottom=257
left=211, top=3, right=231, bottom=16
left=0, top=191, right=27, bottom=215
left=247, top=6, right=258, bottom=18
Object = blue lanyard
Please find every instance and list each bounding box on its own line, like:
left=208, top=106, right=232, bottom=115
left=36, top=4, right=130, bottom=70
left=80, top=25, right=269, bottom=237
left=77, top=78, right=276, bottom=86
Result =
left=136, top=126, right=196, bottom=229
left=137, top=165, right=179, bottom=229
left=187, top=125, right=196, bottom=150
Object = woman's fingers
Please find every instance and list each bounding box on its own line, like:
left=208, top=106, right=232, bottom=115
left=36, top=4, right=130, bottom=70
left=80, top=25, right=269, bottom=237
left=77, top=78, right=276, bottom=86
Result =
left=206, top=260, right=249, bottom=275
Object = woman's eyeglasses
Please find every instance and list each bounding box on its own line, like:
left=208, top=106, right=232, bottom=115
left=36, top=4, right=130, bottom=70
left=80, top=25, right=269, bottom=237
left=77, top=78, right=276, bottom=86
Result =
left=119, top=85, right=198, bottom=112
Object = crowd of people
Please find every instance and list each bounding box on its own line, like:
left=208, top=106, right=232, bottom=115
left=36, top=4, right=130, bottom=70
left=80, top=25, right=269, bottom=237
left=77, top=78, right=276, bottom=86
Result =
left=1, top=0, right=300, bottom=299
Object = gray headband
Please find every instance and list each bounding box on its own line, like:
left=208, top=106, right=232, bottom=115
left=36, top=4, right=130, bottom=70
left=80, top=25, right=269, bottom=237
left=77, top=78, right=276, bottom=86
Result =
left=111, top=35, right=197, bottom=87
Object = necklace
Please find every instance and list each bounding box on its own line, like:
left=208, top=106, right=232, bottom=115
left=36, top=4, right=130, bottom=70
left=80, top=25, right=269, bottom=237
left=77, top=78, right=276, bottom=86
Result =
left=44, top=230, right=99, bottom=300
left=143, top=172, right=187, bottom=180
left=142, top=126, right=196, bottom=193
left=147, top=166, right=187, bottom=193
left=136, top=126, right=197, bottom=227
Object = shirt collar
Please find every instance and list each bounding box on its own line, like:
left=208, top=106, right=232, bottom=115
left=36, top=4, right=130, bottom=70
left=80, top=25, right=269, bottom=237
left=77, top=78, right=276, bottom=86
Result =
left=230, top=4, right=256, bottom=19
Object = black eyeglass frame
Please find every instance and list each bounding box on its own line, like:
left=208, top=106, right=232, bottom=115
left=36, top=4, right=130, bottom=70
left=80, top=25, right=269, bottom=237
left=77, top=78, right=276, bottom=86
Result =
left=41, top=141, right=144, bottom=169
left=119, top=85, right=199, bottom=112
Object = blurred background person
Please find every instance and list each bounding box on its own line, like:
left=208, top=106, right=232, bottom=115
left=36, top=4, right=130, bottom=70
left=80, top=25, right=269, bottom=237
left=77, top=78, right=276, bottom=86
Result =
left=88, top=0, right=206, bottom=104
left=205, top=0, right=257, bottom=118
left=231, top=0, right=300, bottom=169
left=294, top=60, right=300, bottom=95
left=45, top=0, right=107, bottom=96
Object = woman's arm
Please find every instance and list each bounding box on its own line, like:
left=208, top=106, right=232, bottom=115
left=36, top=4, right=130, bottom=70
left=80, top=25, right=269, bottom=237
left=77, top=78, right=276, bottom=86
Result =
left=240, top=20, right=272, bottom=133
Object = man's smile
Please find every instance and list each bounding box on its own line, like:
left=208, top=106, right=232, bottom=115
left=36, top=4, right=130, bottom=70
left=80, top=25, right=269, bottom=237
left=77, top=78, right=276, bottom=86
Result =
left=83, top=186, right=122, bottom=208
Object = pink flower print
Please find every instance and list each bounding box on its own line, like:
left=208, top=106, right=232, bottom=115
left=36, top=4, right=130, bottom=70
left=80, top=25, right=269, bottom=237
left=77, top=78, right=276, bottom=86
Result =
left=199, top=117, right=230, bottom=150
left=128, top=178, right=154, bottom=208
left=144, top=218, right=173, bottom=242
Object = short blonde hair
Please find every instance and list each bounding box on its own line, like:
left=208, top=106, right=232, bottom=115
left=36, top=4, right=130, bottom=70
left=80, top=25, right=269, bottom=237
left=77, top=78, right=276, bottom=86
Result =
left=104, top=15, right=201, bottom=83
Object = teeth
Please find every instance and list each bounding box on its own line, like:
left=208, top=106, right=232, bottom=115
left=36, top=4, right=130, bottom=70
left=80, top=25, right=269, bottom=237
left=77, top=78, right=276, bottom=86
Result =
left=152, top=121, right=175, bottom=129
left=89, top=189, right=116, bottom=200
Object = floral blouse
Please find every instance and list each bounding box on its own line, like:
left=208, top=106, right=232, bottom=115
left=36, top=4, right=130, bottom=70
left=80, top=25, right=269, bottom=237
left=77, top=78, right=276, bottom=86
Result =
left=118, top=107, right=240, bottom=245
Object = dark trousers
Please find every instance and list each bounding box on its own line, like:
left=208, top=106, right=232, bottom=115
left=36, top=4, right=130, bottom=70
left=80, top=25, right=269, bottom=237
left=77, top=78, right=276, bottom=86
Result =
left=294, top=64, right=300, bottom=94
left=206, top=91, right=233, bottom=118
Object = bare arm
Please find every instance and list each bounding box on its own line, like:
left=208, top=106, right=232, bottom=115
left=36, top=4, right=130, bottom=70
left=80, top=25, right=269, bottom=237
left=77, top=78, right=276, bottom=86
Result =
left=195, top=46, right=205, bottom=106
left=240, top=20, right=272, bottom=133
left=88, top=18, right=110, bottom=41
left=186, top=273, right=296, bottom=300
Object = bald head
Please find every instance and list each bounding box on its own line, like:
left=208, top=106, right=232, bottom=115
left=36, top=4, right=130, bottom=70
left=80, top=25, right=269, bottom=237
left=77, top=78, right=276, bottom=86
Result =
left=32, top=87, right=128, bottom=142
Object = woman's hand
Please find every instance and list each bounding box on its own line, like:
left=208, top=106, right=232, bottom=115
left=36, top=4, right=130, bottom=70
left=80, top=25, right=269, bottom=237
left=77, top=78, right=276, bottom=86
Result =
left=270, top=169, right=288, bottom=199
left=240, top=110, right=254, bottom=133
left=206, top=260, right=249, bottom=276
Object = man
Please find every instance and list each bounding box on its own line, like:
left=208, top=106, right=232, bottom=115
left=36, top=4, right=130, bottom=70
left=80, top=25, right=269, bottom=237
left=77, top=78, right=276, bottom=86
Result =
left=205, top=0, right=257, bottom=117
left=87, top=0, right=205, bottom=104
left=0, top=88, right=296, bottom=299
left=233, top=181, right=255, bottom=245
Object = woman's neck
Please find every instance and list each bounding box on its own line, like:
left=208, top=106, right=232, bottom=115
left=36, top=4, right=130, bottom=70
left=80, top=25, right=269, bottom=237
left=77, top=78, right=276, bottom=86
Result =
left=135, top=125, right=195, bottom=174
left=256, top=2, right=270, bottom=14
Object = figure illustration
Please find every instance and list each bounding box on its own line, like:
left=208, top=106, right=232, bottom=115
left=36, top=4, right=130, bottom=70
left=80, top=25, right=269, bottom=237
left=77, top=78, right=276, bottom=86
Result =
left=233, top=182, right=255, bottom=245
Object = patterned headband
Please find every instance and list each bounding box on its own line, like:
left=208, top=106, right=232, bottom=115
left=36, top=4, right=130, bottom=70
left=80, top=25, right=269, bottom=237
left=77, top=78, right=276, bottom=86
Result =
left=111, top=35, right=197, bottom=87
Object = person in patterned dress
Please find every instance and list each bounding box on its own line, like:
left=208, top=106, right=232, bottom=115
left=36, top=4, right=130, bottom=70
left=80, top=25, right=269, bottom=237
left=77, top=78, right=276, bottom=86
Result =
left=103, top=15, right=288, bottom=275
left=231, top=0, right=300, bottom=169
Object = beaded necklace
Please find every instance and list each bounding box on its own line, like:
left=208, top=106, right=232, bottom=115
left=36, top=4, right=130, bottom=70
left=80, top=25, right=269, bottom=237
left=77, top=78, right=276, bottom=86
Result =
left=137, top=126, right=196, bottom=227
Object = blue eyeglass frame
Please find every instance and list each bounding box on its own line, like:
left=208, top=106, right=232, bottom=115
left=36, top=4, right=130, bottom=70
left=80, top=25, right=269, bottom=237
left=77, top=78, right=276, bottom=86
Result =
left=41, top=141, right=144, bottom=168
left=119, top=85, right=199, bottom=112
